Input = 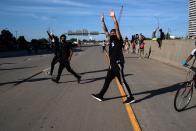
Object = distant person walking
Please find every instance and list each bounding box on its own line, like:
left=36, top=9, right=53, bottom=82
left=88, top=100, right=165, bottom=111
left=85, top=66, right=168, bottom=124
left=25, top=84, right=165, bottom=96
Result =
left=157, top=29, right=165, bottom=49
left=139, top=34, right=145, bottom=58
left=135, top=34, right=140, bottom=54
left=124, top=37, right=130, bottom=54
left=51, top=34, right=81, bottom=83
left=131, top=35, right=136, bottom=53
left=91, top=10, right=135, bottom=104
left=47, top=31, right=60, bottom=76
left=102, top=40, right=107, bottom=52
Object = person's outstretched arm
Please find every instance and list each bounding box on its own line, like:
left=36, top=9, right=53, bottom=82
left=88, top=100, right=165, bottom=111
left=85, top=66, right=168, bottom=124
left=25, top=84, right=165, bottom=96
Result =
left=47, top=31, right=53, bottom=40
left=69, top=49, right=73, bottom=61
left=186, top=55, right=193, bottom=64
left=101, top=14, right=109, bottom=38
left=109, top=10, right=122, bottom=40
left=184, top=49, right=196, bottom=65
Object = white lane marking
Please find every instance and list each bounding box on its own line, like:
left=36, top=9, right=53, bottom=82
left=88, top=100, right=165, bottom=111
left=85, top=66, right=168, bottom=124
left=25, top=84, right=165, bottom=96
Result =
left=43, top=67, right=51, bottom=72
left=42, top=64, right=58, bottom=72
left=24, top=58, right=32, bottom=61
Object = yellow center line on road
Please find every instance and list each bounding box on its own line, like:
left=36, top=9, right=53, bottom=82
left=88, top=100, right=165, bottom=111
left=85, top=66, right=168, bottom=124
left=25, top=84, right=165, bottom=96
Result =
left=115, top=78, right=141, bottom=131
left=104, top=51, right=142, bottom=131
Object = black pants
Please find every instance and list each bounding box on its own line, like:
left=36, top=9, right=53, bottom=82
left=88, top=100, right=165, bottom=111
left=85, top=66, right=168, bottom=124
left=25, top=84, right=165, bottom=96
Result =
left=157, top=38, right=162, bottom=48
left=99, top=62, right=133, bottom=97
left=102, top=46, right=106, bottom=52
left=56, top=60, right=80, bottom=81
left=50, top=55, right=59, bottom=75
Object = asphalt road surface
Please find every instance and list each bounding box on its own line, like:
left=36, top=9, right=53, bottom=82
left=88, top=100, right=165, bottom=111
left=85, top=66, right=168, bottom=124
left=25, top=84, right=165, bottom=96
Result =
left=0, top=45, right=196, bottom=131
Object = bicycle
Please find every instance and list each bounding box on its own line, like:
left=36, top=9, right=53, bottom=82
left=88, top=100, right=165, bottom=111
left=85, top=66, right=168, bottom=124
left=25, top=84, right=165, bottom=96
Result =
left=174, top=63, right=196, bottom=112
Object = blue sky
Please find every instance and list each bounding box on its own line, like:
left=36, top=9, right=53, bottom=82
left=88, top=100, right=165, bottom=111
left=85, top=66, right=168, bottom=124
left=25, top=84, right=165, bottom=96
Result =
left=0, top=0, right=188, bottom=40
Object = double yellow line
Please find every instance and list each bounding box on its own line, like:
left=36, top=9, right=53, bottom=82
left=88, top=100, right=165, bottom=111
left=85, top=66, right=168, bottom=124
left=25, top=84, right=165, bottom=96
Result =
left=104, top=51, right=141, bottom=131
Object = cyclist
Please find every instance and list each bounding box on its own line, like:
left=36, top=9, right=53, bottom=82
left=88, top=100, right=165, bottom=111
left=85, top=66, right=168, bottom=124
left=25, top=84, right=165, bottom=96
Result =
left=183, top=41, right=196, bottom=66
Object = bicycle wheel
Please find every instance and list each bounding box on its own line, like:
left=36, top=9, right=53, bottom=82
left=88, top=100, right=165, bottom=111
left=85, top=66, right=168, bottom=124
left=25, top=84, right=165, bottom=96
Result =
left=174, top=81, right=193, bottom=112
left=186, top=69, right=194, bottom=81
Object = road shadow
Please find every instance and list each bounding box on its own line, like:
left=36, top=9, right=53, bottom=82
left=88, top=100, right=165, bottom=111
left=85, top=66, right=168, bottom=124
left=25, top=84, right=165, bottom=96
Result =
left=0, top=78, right=51, bottom=86
left=80, top=74, right=133, bottom=84
left=59, top=76, right=106, bottom=84
left=0, top=77, right=51, bottom=86
left=181, top=105, right=196, bottom=112
left=133, top=82, right=185, bottom=103
left=80, top=76, right=106, bottom=84
left=104, top=95, right=127, bottom=101
left=0, top=47, right=84, bottom=59
left=0, top=66, right=37, bottom=71
left=0, top=50, right=53, bottom=58
left=0, top=63, right=15, bottom=66
left=25, top=77, right=51, bottom=82
left=59, top=74, right=133, bottom=84
left=0, top=68, right=108, bottom=86
left=57, top=68, right=108, bottom=77
left=79, top=68, right=108, bottom=75
left=0, top=69, right=48, bottom=87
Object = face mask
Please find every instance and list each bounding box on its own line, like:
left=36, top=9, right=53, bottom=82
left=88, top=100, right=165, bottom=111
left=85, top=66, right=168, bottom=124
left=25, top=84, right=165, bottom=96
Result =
left=61, top=37, right=66, bottom=42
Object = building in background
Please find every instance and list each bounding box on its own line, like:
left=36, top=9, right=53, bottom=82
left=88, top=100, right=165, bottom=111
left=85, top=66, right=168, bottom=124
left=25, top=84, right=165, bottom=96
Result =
left=189, top=0, right=196, bottom=39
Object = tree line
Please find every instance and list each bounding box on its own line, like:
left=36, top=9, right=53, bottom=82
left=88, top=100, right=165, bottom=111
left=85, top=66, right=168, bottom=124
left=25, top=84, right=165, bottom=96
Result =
left=0, top=29, right=49, bottom=53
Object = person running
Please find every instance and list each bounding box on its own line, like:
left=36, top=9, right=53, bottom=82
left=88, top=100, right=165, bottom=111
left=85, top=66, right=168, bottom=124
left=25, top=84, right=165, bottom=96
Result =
left=52, top=34, right=81, bottom=83
left=91, top=10, right=135, bottom=104
left=47, top=31, right=60, bottom=76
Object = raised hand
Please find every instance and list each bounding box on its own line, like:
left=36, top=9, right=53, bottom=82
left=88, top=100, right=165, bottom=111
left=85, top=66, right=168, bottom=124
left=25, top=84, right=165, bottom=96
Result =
left=109, top=9, right=115, bottom=18
left=101, top=14, right=104, bottom=22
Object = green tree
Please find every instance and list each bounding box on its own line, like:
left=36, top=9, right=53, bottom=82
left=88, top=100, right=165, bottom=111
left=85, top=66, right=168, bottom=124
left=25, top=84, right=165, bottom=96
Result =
left=17, top=36, right=29, bottom=49
left=165, top=32, right=170, bottom=39
left=30, top=38, right=49, bottom=53
left=0, top=29, right=16, bottom=50
left=69, top=38, right=77, bottom=43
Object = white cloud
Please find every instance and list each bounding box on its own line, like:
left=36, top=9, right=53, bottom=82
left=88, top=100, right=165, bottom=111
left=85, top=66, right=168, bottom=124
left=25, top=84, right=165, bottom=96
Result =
left=31, top=14, right=52, bottom=21
left=51, top=0, right=90, bottom=7
left=0, top=0, right=96, bottom=17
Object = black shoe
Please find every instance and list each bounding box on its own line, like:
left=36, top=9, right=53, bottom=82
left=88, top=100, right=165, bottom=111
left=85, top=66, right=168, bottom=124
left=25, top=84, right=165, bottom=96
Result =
left=124, top=96, right=135, bottom=104
left=91, top=94, right=104, bottom=102
left=51, top=78, right=59, bottom=83
left=77, top=76, right=81, bottom=83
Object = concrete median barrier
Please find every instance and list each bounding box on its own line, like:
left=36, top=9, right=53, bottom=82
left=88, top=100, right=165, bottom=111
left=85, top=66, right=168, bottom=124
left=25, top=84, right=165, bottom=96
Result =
left=144, top=39, right=196, bottom=68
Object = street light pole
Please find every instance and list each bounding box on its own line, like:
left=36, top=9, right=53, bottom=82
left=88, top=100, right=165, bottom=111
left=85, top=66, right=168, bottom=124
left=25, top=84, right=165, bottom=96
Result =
left=155, top=16, right=159, bottom=29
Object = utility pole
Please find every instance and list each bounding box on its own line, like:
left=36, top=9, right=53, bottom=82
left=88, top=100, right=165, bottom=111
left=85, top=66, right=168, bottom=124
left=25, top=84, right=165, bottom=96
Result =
left=155, top=16, right=159, bottom=29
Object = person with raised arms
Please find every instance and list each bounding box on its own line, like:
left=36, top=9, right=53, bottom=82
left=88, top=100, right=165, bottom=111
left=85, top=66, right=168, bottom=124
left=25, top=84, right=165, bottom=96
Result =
left=91, top=10, right=135, bottom=104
